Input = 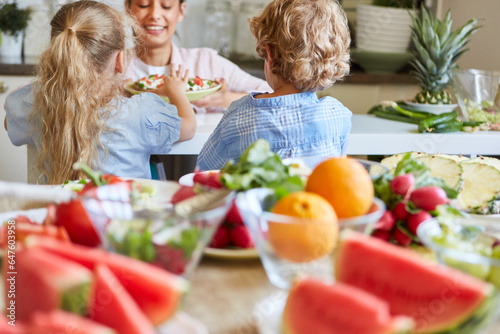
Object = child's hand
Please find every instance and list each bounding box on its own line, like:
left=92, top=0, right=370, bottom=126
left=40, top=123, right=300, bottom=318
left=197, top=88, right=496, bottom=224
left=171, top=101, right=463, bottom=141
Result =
left=154, top=64, right=189, bottom=99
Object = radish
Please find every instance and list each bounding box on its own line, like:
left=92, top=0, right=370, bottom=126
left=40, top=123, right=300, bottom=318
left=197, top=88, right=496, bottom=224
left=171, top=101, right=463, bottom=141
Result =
left=374, top=210, right=395, bottom=231
left=410, top=186, right=449, bottom=211
left=392, top=201, right=409, bottom=221
left=390, top=174, right=415, bottom=198
left=372, top=229, right=391, bottom=242
left=406, top=211, right=433, bottom=235
left=393, top=226, right=412, bottom=247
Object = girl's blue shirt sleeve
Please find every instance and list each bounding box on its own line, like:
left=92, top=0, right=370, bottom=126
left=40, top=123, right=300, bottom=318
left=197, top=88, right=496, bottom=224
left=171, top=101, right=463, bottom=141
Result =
left=5, top=84, right=35, bottom=146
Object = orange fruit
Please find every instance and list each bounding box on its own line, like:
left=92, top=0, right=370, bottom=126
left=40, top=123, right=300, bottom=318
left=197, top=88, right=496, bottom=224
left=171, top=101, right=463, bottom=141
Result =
left=305, top=158, right=374, bottom=219
left=268, top=191, right=339, bottom=263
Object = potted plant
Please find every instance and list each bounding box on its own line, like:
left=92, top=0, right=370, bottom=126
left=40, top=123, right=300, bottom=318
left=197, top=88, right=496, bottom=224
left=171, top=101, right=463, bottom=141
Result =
left=0, top=1, right=31, bottom=58
left=355, top=0, right=419, bottom=53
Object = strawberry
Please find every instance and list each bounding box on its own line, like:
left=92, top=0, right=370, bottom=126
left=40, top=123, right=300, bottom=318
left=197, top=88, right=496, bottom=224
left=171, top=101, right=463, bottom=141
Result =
left=192, top=171, right=222, bottom=189
left=193, top=172, right=211, bottom=186
left=53, top=200, right=101, bottom=247
left=230, top=225, right=254, bottom=249
left=153, top=245, right=187, bottom=275
left=210, top=225, right=230, bottom=248
left=171, top=186, right=197, bottom=204
left=225, top=201, right=243, bottom=225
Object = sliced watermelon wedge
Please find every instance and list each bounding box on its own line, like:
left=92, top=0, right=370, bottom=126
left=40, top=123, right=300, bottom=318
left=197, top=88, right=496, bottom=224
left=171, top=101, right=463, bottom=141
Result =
left=0, top=314, right=25, bottom=334
left=27, top=310, right=115, bottom=334
left=27, top=236, right=189, bottom=325
left=335, top=230, right=498, bottom=333
left=90, top=264, right=155, bottom=334
left=10, top=248, right=92, bottom=322
left=283, top=278, right=413, bottom=334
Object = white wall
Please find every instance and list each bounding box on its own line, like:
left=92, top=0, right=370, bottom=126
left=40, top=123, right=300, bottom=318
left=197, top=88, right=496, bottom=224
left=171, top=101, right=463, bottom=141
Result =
left=435, top=0, right=500, bottom=72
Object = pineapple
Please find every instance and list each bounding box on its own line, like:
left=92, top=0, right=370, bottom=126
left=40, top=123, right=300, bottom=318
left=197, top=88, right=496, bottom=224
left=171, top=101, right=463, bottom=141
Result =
left=416, top=155, right=462, bottom=190
left=457, top=162, right=500, bottom=214
left=409, top=7, right=479, bottom=105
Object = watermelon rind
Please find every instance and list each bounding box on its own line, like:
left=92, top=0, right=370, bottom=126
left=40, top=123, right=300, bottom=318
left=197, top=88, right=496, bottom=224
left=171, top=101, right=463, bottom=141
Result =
left=61, top=283, right=91, bottom=317
left=26, top=236, right=190, bottom=325
left=335, top=230, right=497, bottom=334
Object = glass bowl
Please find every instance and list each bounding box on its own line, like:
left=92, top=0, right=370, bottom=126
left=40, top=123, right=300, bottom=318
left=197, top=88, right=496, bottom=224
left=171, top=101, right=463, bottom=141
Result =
left=450, top=69, right=500, bottom=122
left=417, top=217, right=500, bottom=287
left=282, top=156, right=389, bottom=181
left=86, top=181, right=234, bottom=278
left=236, top=188, right=385, bottom=289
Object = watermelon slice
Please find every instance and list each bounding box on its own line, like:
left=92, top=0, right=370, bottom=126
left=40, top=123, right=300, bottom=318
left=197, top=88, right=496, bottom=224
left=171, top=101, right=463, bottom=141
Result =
left=10, top=248, right=92, bottom=322
left=27, top=236, right=189, bottom=325
left=0, top=221, right=69, bottom=248
left=90, top=264, right=155, bottom=334
left=27, top=310, right=115, bottom=334
left=335, top=230, right=498, bottom=333
left=0, top=314, right=25, bottom=334
left=283, top=278, right=414, bottom=334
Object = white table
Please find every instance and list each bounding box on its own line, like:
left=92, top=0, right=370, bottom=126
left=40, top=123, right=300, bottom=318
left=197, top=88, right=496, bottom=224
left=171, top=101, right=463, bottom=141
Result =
left=168, top=114, right=500, bottom=157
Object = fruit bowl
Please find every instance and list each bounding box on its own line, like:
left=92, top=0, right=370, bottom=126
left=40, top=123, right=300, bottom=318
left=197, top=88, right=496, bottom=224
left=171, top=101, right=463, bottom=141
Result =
left=236, top=188, right=385, bottom=289
left=101, top=185, right=234, bottom=278
left=417, top=217, right=500, bottom=288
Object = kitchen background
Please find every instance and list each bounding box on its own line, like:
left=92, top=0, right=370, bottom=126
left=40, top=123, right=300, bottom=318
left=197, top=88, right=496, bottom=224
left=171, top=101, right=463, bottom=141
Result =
left=0, top=0, right=499, bottom=182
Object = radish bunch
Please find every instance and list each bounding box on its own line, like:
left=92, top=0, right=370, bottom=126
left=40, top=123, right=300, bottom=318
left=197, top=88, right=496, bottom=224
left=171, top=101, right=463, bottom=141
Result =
left=372, top=173, right=451, bottom=247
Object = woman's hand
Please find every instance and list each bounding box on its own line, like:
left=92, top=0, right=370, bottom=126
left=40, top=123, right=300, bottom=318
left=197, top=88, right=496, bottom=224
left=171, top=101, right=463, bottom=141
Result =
left=191, top=78, right=246, bottom=110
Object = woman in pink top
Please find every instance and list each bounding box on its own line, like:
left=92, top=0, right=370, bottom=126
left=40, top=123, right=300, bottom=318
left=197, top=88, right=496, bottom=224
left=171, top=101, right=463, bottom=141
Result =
left=125, top=0, right=270, bottom=113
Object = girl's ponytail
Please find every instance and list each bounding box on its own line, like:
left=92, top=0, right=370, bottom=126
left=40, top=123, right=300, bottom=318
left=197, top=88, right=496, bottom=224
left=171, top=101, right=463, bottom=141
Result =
left=33, top=1, right=130, bottom=184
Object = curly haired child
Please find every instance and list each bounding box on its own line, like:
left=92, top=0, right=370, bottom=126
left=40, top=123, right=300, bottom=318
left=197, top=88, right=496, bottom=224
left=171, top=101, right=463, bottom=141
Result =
left=197, top=0, right=352, bottom=170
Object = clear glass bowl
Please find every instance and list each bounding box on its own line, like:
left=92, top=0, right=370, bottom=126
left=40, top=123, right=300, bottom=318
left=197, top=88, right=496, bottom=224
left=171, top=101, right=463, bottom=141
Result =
left=450, top=69, right=500, bottom=121
left=282, top=157, right=389, bottom=181
left=417, top=217, right=500, bottom=287
left=236, top=188, right=385, bottom=289
left=87, top=181, right=235, bottom=278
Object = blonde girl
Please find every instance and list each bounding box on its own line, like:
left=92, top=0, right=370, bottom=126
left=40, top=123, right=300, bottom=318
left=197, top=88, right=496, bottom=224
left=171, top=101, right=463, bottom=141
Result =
left=5, top=0, right=195, bottom=184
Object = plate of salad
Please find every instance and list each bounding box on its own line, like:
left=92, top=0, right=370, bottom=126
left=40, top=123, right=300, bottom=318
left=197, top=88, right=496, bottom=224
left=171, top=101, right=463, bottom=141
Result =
left=124, top=75, right=221, bottom=103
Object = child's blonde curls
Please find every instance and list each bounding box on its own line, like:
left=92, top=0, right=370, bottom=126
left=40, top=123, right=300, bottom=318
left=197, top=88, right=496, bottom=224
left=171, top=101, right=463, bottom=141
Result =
left=250, top=0, right=351, bottom=92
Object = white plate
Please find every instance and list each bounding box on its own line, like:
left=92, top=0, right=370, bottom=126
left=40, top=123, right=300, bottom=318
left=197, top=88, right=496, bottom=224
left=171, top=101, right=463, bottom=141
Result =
left=158, top=311, right=209, bottom=334
left=405, top=101, right=459, bottom=114
left=204, top=247, right=260, bottom=260
left=123, top=81, right=222, bottom=103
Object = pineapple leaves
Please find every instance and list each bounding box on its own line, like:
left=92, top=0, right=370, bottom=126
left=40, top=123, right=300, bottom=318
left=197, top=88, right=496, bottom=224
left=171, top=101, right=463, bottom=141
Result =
left=409, top=5, right=480, bottom=97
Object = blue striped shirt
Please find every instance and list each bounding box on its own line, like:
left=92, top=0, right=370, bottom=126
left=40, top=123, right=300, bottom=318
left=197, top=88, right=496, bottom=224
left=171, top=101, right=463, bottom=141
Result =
left=196, top=91, right=352, bottom=170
